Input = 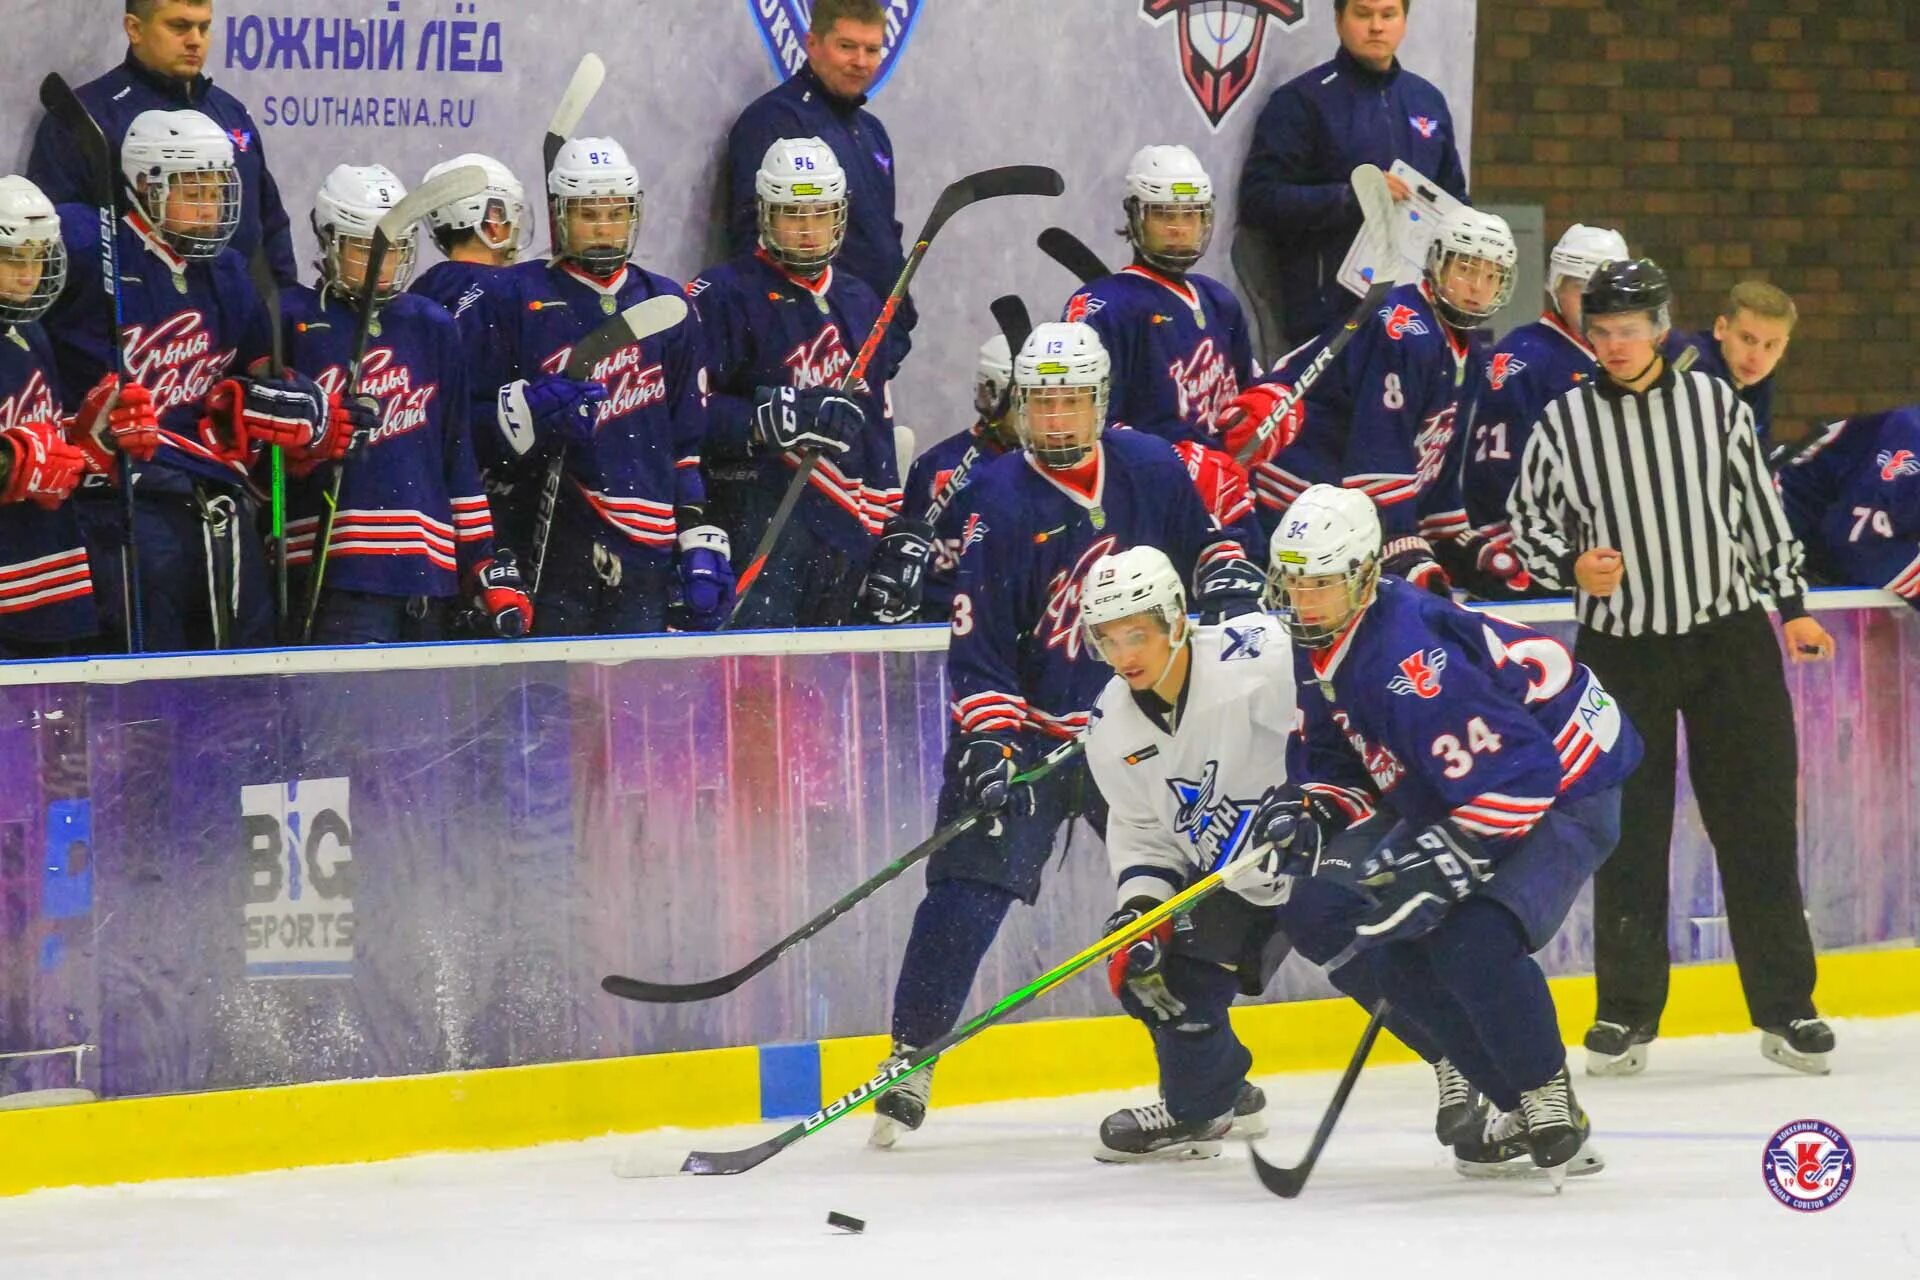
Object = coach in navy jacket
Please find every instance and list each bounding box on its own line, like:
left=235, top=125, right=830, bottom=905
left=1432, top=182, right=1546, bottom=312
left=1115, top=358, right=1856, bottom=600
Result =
left=1239, top=0, right=1468, bottom=346
left=27, top=0, right=298, bottom=286
left=726, top=0, right=913, bottom=365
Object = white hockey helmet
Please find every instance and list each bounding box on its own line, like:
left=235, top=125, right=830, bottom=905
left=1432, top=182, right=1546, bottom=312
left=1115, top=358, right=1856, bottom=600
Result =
left=755, top=137, right=848, bottom=276
left=1081, top=544, right=1190, bottom=668
left=1549, top=223, right=1629, bottom=292
left=423, top=152, right=528, bottom=256
left=973, top=332, right=1013, bottom=427
left=548, top=137, right=642, bottom=277
left=0, top=176, right=67, bottom=326
left=121, top=109, right=241, bottom=260
left=1424, top=207, right=1517, bottom=331
left=1265, top=484, right=1383, bottom=649
left=1013, top=321, right=1110, bottom=470
left=1124, top=144, right=1214, bottom=274
left=313, top=164, right=416, bottom=303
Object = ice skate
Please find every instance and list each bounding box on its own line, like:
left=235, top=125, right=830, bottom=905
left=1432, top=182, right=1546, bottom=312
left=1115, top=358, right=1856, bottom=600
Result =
left=868, top=1042, right=934, bottom=1150
left=1094, top=1102, right=1231, bottom=1163
left=1760, top=1018, right=1834, bottom=1076
left=1583, top=1020, right=1653, bottom=1077
left=1433, top=1057, right=1488, bottom=1146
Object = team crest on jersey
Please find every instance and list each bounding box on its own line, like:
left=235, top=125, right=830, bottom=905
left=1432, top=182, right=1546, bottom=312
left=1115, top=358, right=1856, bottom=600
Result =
left=748, top=0, right=925, bottom=97
left=1878, top=448, right=1919, bottom=481
left=1380, top=303, right=1430, bottom=340
left=960, top=512, right=990, bottom=555
left=541, top=342, right=667, bottom=421
left=0, top=368, right=58, bottom=430
left=318, top=350, right=439, bottom=445
left=685, top=277, right=711, bottom=298
left=228, top=128, right=253, bottom=153
left=1042, top=535, right=1121, bottom=659
left=1220, top=623, right=1265, bottom=660
left=1488, top=352, right=1527, bottom=391
left=1388, top=647, right=1447, bottom=699
left=1331, top=709, right=1405, bottom=790
left=1167, top=761, right=1261, bottom=869
left=1168, top=336, right=1239, bottom=430
left=1409, top=115, right=1439, bottom=140
left=121, top=310, right=237, bottom=416
left=1065, top=294, right=1104, bottom=322
left=783, top=323, right=854, bottom=390
left=1138, top=0, right=1306, bottom=130
left=1414, top=405, right=1457, bottom=486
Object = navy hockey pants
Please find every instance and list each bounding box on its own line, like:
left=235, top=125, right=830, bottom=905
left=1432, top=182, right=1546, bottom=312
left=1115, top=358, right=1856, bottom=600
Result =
left=78, top=485, right=272, bottom=653
left=310, top=590, right=450, bottom=645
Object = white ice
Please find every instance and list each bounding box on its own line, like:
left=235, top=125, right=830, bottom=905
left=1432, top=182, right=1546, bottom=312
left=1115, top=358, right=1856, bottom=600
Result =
left=4, top=1017, right=1917, bottom=1280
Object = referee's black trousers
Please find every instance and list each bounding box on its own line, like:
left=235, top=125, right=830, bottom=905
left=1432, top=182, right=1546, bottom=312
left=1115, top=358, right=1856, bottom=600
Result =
left=1576, top=607, right=1818, bottom=1033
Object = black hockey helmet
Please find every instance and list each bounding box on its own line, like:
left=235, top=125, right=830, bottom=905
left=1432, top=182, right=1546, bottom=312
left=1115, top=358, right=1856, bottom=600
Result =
left=1582, top=258, right=1671, bottom=325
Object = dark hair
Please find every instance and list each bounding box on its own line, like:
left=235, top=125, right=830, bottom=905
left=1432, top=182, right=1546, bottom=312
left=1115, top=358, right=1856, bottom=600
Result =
left=810, top=0, right=886, bottom=36
left=127, top=0, right=211, bottom=16
left=1334, top=0, right=1412, bottom=14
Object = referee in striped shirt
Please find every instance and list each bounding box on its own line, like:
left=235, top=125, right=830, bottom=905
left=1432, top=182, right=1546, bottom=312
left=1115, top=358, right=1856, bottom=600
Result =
left=1508, top=258, right=1838, bottom=1078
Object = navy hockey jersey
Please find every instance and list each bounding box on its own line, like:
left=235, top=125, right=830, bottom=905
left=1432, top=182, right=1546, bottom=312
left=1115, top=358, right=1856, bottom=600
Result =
left=948, top=430, right=1245, bottom=741
left=1777, top=406, right=1920, bottom=607
left=0, top=324, right=94, bottom=642
left=904, top=420, right=1012, bottom=619
left=411, top=259, right=500, bottom=324
left=1663, top=328, right=1773, bottom=445
left=45, top=207, right=270, bottom=493
left=1064, top=265, right=1253, bottom=448
left=280, top=286, right=494, bottom=597
left=689, top=251, right=899, bottom=555
left=1289, top=578, right=1643, bottom=848
left=462, top=258, right=707, bottom=568
left=1253, top=282, right=1473, bottom=544
left=1461, top=311, right=1595, bottom=540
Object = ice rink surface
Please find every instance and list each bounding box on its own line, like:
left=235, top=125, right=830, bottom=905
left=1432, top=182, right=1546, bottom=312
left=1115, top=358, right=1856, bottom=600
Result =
left=5, top=1017, right=1917, bottom=1280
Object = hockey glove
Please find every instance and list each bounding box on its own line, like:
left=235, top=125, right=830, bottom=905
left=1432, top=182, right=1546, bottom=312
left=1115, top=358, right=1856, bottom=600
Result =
left=497, top=375, right=608, bottom=452
left=1192, top=553, right=1265, bottom=623
left=1349, top=822, right=1494, bottom=948
left=956, top=732, right=1030, bottom=816
left=855, top=515, right=935, bottom=623
left=466, top=550, right=534, bottom=638
left=70, top=376, right=161, bottom=468
left=1383, top=535, right=1452, bottom=597
left=1456, top=529, right=1533, bottom=595
left=0, top=419, right=85, bottom=508
left=1216, top=381, right=1306, bottom=467
left=1104, top=902, right=1185, bottom=1022
left=292, top=392, right=378, bottom=478
left=752, top=385, right=862, bottom=456
left=670, top=524, right=735, bottom=631
left=202, top=371, right=327, bottom=458
left=1173, top=440, right=1253, bottom=527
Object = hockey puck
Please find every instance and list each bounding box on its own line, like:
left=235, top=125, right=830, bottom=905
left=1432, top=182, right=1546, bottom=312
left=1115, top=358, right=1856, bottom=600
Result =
left=826, top=1211, right=866, bottom=1234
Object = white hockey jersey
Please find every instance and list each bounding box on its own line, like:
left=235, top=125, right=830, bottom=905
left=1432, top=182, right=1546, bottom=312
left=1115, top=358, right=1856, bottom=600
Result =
left=1086, top=614, right=1300, bottom=909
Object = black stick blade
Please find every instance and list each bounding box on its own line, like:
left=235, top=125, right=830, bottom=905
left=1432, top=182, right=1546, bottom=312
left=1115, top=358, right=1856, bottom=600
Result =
left=922, top=164, right=1063, bottom=242
left=602, top=968, right=754, bottom=1005
left=1037, top=227, right=1112, bottom=285
left=1250, top=1003, right=1387, bottom=1199
left=989, top=293, right=1033, bottom=356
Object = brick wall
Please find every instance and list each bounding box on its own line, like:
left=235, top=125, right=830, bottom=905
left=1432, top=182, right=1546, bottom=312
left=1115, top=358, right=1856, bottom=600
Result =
left=1472, top=0, right=1917, bottom=437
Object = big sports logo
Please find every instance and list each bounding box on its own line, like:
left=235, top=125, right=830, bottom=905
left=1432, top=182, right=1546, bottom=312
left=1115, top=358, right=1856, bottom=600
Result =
left=1139, top=0, right=1306, bottom=129
left=749, top=1, right=925, bottom=96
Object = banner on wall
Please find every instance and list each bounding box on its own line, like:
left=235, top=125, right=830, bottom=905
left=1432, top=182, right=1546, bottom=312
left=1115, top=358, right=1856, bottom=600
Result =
left=747, top=0, right=927, bottom=95
left=1139, top=0, right=1309, bottom=129
left=241, top=776, right=356, bottom=980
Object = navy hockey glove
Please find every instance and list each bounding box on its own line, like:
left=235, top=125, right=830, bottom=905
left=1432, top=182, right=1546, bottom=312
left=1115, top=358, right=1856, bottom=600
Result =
left=956, top=732, right=1029, bottom=815
left=467, top=550, right=534, bottom=638
left=1349, top=822, right=1494, bottom=947
left=1192, top=553, right=1265, bottom=623
left=1383, top=536, right=1452, bottom=598
left=498, top=375, right=608, bottom=451
left=856, top=516, right=935, bottom=623
left=1104, top=901, right=1185, bottom=1022
left=202, top=370, right=327, bottom=456
left=670, top=525, right=735, bottom=631
left=752, top=385, right=862, bottom=456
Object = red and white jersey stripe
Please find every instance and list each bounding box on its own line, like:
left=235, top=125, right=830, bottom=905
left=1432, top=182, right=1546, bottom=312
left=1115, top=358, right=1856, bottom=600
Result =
left=1450, top=791, right=1555, bottom=839
left=577, top=484, right=677, bottom=548
left=287, top=509, right=458, bottom=572
left=0, top=546, right=93, bottom=615
left=951, top=688, right=1027, bottom=735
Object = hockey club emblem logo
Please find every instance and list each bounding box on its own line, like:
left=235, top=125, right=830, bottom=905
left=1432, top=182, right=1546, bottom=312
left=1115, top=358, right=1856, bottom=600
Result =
left=1168, top=336, right=1239, bottom=430
left=1763, top=1119, right=1854, bottom=1211
left=782, top=323, right=854, bottom=390
left=1167, top=761, right=1262, bottom=870
left=1065, top=293, right=1104, bottom=322
left=121, top=310, right=237, bottom=416
left=1388, top=647, right=1447, bottom=699
left=960, top=512, right=990, bottom=555
left=1488, top=352, right=1528, bottom=391
left=1220, top=623, right=1265, bottom=660
left=1878, top=448, right=1919, bottom=481
left=1042, top=534, right=1121, bottom=658
left=1381, top=303, right=1430, bottom=341
left=317, top=350, right=439, bottom=446
left=1409, top=115, right=1439, bottom=140
left=748, top=0, right=925, bottom=97
left=1139, top=0, right=1306, bottom=130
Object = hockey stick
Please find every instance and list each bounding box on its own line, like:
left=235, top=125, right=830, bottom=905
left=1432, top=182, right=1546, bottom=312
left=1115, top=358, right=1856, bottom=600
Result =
left=1250, top=1000, right=1388, bottom=1198
left=526, top=294, right=691, bottom=596
left=248, top=248, right=290, bottom=635
left=919, top=293, right=1032, bottom=528
left=543, top=53, right=606, bottom=254
left=602, top=733, right=1084, bottom=1005
left=1037, top=226, right=1112, bottom=286
left=724, top=164, right=1066, bottom=627
left=1232, top=164, right=1397, bottom=468
left=39, top=74, right=143, bottom=653
left=299, top=164, right=490, bottom=642
left=665, top=838, right=1267, bottom=1176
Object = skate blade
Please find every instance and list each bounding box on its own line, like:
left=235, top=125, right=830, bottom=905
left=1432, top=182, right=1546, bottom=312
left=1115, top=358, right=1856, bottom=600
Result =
left=1455, top=1145, right=1605, bottom=1182
left=1760, top=1034, right=1831, bottom=1076
left=1093, top=1138, right=1224, bottom=1165
left=1229, top=1110, right=1269, bottom=1141
left=869, top=1114, right=903, bottom=1150
left=1583, top=1044, right=1648, bottom=1077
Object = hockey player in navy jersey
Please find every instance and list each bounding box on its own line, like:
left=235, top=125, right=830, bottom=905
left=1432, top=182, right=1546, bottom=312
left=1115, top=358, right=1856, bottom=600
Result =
left=1062, top=146, right=1253, bottom=452
left=868, top=321, right=1264, bottom=1148
left=282, top=165, right=526, bottom=645
left=692, top=137, right=899, bottom=628
left=1263, top=484, right=1642, bottom=1178
left=1456, top=223, right=1627, bottom=599
left=1778, top=406, right=1920, bottom=609
left=44, top=109, right=334, bottom=653
left=464, top=136, right=720, bottom=636
left=411, top=154, right=528, bottom=321
left=899, top=332, right=1018, bottom=622
left=1227, top=207, right=1518, bottom=593
left=1660, top=281, right=1797, bottom=446
left=0, top=177, right=97, bottom=658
